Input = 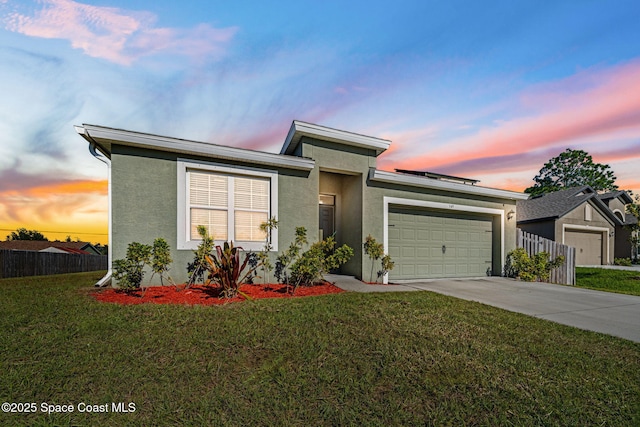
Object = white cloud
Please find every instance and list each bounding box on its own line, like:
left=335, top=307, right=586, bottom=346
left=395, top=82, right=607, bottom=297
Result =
left=2, top=0, right=237, bottom=65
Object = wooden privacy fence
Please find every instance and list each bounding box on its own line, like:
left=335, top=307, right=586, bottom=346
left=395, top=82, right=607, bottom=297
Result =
left=0, top=250, right=108, bottom=279
left=517, top=229, right=576, bottom=285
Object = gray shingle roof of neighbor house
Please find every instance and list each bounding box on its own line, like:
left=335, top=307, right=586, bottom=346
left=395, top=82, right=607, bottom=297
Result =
left=516, top=185, right=624, bottom=225
left=598, top=190, right=634, bottom=205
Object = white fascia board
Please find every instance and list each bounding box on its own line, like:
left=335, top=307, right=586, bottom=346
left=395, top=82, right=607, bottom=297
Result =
left=281, top=120, right=391, bottom=156
left=370, top=169, right=529, bottom=201
left=78, top=124, right=315, bottom=172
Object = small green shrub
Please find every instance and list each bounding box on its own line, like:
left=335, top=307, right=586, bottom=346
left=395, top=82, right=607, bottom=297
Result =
left=614, top=257, right=632, bottom=267
left=113, top=242, right=152, bottom=291
left=187, top=225, right=215, bottom=287
left=378, top=254, right=395, bottom=281
left=113, top=238, right=174, bottom=291
left=363, top=235, right=384, bottom=282
left=504, top=247, right=565, bottom=282
left=150, top=238, right=175, bottom=286
left=275, top=227, right=308, bottom=285
left=275, top=227, right=353, bottom=293
left=363, top=235, right=395, bottom=283
left=257, top=217, right=279, bottom=283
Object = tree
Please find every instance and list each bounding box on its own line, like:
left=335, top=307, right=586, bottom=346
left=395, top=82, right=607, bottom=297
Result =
left=525, top=149, right=618, bottom=197
left=6, top=228, right=48, bottom=241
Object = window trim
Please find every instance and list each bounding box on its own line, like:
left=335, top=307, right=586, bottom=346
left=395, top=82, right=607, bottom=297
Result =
left=177, top=159, right=278, bottom=251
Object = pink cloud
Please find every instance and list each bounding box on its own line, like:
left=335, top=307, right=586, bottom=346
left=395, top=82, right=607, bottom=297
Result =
left=3, top=0, right=237, bottom=65
left=386, top=60, right=640, bottom=172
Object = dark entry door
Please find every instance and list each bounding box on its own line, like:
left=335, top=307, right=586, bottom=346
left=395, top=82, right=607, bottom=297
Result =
left=319, top=194, right=335, bottom=240
left=319, top=205, right=334, bottom=240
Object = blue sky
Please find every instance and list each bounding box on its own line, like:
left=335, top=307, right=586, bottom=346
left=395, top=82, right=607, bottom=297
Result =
left=1, top=0, right=639, bottom=243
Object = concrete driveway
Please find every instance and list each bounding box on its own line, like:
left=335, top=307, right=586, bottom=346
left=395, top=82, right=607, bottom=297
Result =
left=327, top=275, right=640, bottom=343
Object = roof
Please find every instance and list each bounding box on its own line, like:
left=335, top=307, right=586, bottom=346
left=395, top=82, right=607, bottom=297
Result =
left=369, top=169, right=529, bottom=201
left=75, top=124, right=315, bottom=172
left=394, top=169, right=480, bottom=185
left=280, top=121, right=390, bottom=156
left=597, top=190, right=634, bottom=205
left=516, top=186, right=623, bottom=225
left=0, top=241, right=99, bottom=254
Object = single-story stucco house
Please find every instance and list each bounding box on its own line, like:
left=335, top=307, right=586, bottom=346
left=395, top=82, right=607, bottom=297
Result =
left=76, top=121, right=528, bottom=285
left=516, top=185, right=634, bottom=265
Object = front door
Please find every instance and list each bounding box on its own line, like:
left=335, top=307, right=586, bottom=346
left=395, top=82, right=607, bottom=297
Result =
left=319, top=194, right=335, bottom=240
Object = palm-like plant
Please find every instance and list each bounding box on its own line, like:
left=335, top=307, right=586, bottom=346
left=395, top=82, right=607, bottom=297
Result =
left=204, top=241, right=259, bottom=298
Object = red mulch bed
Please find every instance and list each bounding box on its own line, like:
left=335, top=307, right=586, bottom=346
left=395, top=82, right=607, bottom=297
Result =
left=93, top=282, right=344, bottom=306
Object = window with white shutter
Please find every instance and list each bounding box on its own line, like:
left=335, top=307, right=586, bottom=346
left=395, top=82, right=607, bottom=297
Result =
left=178, top=160, right=278, bottom=251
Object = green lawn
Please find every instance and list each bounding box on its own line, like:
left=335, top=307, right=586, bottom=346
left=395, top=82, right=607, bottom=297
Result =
left=1, top=272, right=639, bottom=426
left=576, top=267, right=640, bottom=296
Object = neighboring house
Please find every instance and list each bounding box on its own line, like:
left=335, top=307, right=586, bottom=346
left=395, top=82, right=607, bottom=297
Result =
left=516, top=186, right=633, bottom=265
left=76, top=120, right=528, bottom=285
left=597, top=191, right=637, bottom=260
left=0, top=240, right=101, bottom=255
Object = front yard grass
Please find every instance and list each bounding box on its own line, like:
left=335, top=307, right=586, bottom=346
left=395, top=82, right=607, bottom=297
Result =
left=1, top=271, right=639, bottom=426
left=576, top=267, right=640, bottom=296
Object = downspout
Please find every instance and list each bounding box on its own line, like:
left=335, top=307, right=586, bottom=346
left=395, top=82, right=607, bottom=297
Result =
left=76, top=126, right=112, bottom=287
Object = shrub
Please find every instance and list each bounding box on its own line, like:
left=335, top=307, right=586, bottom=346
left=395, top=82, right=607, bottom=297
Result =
left=204, top=241, right=260, bottom=298
left=257, top=217, right=279, bottom=283
left=187, top=226, right=215, bottom=287
left=113, top=242, right=152, bottom=291
left=614, top=257, right=632, bottom=267
left=150, top=238, right=175, bottom=287
left=363, top=235, right=384, bottom=282
left=275, top=227, right=308, bottom=285
left=363, top=235, right=395, bottom=283
left=505, top=248, right=565, bottom=282
left=113, top=238, right=174, bottom=292
left=378, top=254, right=395, bottom=282
left=276, top=227, right=353, bottom=293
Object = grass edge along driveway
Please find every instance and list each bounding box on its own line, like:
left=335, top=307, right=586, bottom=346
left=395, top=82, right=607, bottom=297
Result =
left=1, top=271, right=639, bottom=426
left=575, top=266, right=640, bottom=296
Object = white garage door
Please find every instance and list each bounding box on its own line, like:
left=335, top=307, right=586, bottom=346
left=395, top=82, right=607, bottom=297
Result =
left=388, top=207, right=494, bottom=280
left=565, top=230, right=603, bottom=265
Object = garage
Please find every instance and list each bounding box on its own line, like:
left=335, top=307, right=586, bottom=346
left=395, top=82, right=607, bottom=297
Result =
left=564, top=229, right=604, bottom=265
left=387, top=206, right=494, bottom=280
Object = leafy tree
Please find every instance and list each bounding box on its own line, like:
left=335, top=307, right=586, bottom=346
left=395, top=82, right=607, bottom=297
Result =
left=525, top=149, right=618, bottom=196
left=6, top=228, right=48, bottom=241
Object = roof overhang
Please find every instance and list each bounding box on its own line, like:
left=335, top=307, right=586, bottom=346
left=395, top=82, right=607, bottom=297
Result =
left=75, top=124, right=315, bottom=172
left=280, top=120, right=390, bottom=156
left=369, top=169, right=529, bottom=201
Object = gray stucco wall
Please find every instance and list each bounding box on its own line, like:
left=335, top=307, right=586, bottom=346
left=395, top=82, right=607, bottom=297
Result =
left=110, top=145, right=316, bottom=285
left=517, top=220, right=556, bottom=240
left=111, top=146, right=181, bottom=279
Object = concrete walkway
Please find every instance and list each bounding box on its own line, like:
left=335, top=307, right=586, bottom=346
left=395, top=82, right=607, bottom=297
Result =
left=325, top=274, right=640, bottom=343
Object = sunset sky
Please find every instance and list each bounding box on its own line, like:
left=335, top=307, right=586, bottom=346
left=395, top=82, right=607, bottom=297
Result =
left=1, top=0, right=639, bottom=245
